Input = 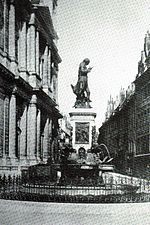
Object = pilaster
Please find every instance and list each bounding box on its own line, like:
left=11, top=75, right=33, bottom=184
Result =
left=27, top=95, right=37, bottom=162
left=9, top=89, right=17, bottom=159
left=55, top=73, right=58, bottom=104
left=20, top=106, right=27, bottom=160
left=28, top=10, right=39, bottom=88
left=29, top=21, right=36, bottom=73
left=43, top=45, right=48, bottom=87
left=53, top=72, right=58, bottom=103
left=47, top=48, right=51, bottom=91
left=19, top=21, right=28, bottom=81
left=48, top=118, right=53, bottom=160
left=42, top=46, right=52, bottom=95
left=4, top=0, right=8, bottom=54
left=27, top=25, right=30, bottom=73
left=3, top=96, right=9, bottom=159
left=8, top=0, right=16, bottom=74
left=36, top=109, right=41, bottom=160
left=36, top=29, right=39, bottom=76
left=51, top=66, right=58, bottom=103
left=39, top=58, right=43, bottom=79
left=0, top=0, right=4, bottom=50
left=43, top=118, right=50, bottom=162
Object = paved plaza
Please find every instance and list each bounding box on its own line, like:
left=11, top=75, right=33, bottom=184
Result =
left=0, top=199, right=149, bottom=225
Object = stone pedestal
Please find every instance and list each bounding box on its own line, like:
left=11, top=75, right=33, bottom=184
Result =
left=69, top=108, right=96, bottom=153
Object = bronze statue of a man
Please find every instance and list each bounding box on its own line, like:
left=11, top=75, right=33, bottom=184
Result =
left=71, top=58, right=93, bottom=107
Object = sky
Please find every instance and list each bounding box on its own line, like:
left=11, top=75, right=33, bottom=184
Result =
left=56, top=0, right=150, bottom=128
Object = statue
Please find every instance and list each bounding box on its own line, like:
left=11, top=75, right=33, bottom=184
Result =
left=71, top=58, right=93, bottom=108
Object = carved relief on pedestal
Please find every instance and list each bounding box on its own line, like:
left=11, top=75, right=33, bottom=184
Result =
left=75, top=122, right=89, bottom=144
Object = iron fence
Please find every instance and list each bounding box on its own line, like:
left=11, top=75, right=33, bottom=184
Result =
left=0, top=174, right=149, bottom=203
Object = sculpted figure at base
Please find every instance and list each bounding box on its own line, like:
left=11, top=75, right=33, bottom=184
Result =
left=71, top=58, right=93, bottom=108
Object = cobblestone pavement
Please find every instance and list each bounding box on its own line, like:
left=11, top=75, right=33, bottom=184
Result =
left=0, top=199, right=149, bottom=225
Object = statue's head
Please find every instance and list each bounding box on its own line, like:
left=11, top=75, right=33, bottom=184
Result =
left=83, top=58, right=90, bottom=65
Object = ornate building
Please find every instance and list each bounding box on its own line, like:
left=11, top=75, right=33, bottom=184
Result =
left=128, top=31, right=150, bottom=178
left=98, top=85, right=135, bottom=174
left=98, top=30, right=150, bottom=178
left=134, top=68, right=150, bottom=177
left=0, top=0, right=62, bottom=175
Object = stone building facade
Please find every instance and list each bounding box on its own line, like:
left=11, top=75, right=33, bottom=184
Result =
left=0, top=0, right=62, bottom=175
left=98, top=30, right=150, bottom=178
left=59, top=114, right=72, bottom=146
left=134, top=68, right=150, bottom=177
left=98, top=85, right=135, bottom=174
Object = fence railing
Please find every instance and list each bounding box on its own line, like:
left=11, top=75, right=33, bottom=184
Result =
left=0, top=174, right=149, bottom=203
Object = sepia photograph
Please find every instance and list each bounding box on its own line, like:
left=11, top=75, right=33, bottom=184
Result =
left=0, top=0, right=150, bottom=224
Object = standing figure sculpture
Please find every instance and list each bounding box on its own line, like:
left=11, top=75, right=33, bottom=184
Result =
left=71, top=58, right=93, bottom=108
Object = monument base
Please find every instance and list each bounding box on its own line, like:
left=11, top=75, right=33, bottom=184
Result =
left=69, top=108, right=96, bottom=153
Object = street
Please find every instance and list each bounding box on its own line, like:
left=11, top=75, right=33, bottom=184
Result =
left=0, top=199, right=149, bottom=225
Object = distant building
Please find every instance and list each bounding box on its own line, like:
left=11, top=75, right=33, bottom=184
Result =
left=98, top=30, right=150, bottom=178
left=134, top=68, right=150, bottom=177
left=98, top=84, right=135, bottom=174
left=59, top=114, right=72, bottom=146
left=0, top=0, right=62, bottom=175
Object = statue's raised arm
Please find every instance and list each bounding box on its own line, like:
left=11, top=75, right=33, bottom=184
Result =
left=71, top=58, right=93, bottom=108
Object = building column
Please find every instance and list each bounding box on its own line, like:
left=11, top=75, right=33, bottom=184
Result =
left=51, top=120, right=59, bottom=162
left=39, top=58, right=43, bottom=79
left=27, top=95, right=37, bottom=162
left=36, top=109, right=41, bottom=160
left=20, top=106, right=27, bottom=160
left=48, top=118, right=53, bottom=160
left=36, top=29, right=39, bottom=76
left=53, top=72, right=58, bottom=103
left=9, top=90, right=17, bottom=159
left=0, top=0, right=4, bottom=50
left=3, top=0, right=9, bottom=54
left=19, top=21, right=27, bottom=80
left=55, top=73, right=58, bottom=104
left=27, top=25, right=30, bottom=73
left=43, top=45, right=48, bottom=89
left=28, top=10, right=38, bottom=88
left=28, top=12, right=36, bottom=74
left=8, top=0, right=16, bottom=73
left=40, top=133, right=44, bottom=161
left=43, top=118, right=49, bottom=161
left=47, top=48, right=51, bottom=90
left=3, top=96, right=9, bottom=158
left=51, top=64, right=58, bottom=103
